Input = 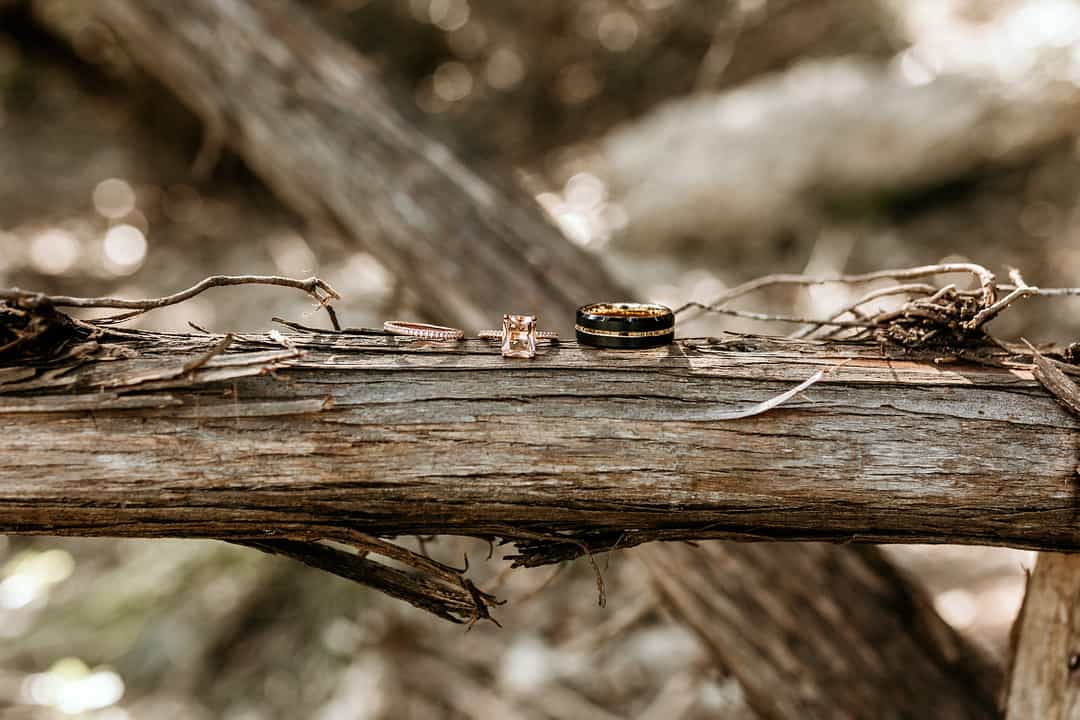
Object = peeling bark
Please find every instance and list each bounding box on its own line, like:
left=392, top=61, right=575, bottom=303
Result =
left=3, top=328, right=1076, bottom=556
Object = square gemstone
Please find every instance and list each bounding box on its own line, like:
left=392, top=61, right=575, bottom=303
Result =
left=501, top=314, right=537, bottom=358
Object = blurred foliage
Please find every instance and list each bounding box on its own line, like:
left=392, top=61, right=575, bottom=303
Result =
left=312, top=0, right=902, bottom=166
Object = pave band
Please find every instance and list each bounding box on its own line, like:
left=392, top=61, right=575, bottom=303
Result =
left=382, top=321, right=464, bottom=341
left=575, top=302, right=675, bottom=349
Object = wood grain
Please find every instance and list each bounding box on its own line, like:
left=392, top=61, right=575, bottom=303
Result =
left=1006, top=553, right=1080, bottom=719
left=3, top=329, right=1076, bottom=559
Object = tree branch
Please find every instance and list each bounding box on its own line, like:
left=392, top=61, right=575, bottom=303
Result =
left=3, top=326, right=1076, bottom=556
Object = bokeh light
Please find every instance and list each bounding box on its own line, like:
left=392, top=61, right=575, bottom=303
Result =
left=92, top=178, right=137, bottom=220
left=597, top=11, right=639, bottom=52
left=0, top=548, right=75, bottom=610
left=267, top=231, right=317, bottom=275
left=29, top=229, right=80, bottom=275
left=22, top=657, right=125, bottom=715
left=428, top=0, right=469, bottom=31
left=485, top=47, right=525, bottom=91
left=432, top=61, right=474, bottom=102
left=102, top=224, right=148, bottom=275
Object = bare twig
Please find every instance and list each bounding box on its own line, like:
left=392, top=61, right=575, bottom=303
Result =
left=999, top=285, right=1080, bottom=296
left=679, top=263, right=1079, bottom=355
left=674, top=302, right=877, bottom=329
left=789, top=283, right=939, bottom=339
left=2, top=275, right=341, bottom=309
left=2, top=275, right=342, bottom=327
left=271, top=316, right=387, bottom=335
left=966, top=268, right=1037, bottom=329
left=674, top=263, right=998, bottom=322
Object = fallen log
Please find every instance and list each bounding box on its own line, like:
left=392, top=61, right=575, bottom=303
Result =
left=4, top=326, right=1076, bottom=555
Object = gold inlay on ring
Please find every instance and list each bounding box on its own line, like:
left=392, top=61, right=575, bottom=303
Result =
left=581, top=303, right=671, bottom=318
left=574, top=324, right=674, bottom=338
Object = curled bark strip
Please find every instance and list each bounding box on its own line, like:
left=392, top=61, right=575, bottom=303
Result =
left=236, top=539, right=499, bottom=624
left=704, top=367, right=825, bottom=420
left=1024, top=339, right=1080, bottom=418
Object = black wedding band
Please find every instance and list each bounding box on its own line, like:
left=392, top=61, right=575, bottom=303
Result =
left=575, top=303, right=675, bottom=349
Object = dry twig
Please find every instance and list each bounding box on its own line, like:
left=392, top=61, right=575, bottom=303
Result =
left=676, top=262, right=1080, bottom=354
left=673, top=262, right=999, bottom=321
left=1, top=274, right=341, bottom=328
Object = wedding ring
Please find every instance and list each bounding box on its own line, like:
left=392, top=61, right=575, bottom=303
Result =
left=575, top=302, right=675, bottom=349
left=478, top=314, right=558, bottom=358
left=382, top=321, right=464, bottom=341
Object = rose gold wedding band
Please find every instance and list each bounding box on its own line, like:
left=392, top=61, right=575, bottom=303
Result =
left=382, top=321, right=464, bottom=341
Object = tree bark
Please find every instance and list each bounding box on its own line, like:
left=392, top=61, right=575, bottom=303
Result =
left=1005, top=553, right=1080, bottom=719
left=640, top=542, right=1002, bottom=720
left=3, top=328, right=1075, bottom=556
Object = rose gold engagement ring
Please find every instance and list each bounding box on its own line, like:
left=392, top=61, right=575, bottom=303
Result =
left=382, top=321, right=464, bottom=341
left=478, top=314, right=559, bottom=359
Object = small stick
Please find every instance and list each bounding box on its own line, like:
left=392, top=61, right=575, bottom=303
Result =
left=967, top=268, right=1037, bottom=330
left=2, top=275, right=342, bottom=328
left=674, top=302, right=877, bottom=328
left=674, top=262, right=997, bottom=322
left=270, top=316, right=388, bottom=335
left=790, top=283, right=938, bottom=339
left=998, top=285, right=1080, bottom=296
left=1, top=274, right=341, bottom=309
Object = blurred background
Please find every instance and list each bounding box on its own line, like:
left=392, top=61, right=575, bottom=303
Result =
left=2, top=0, right=1079, bottom=717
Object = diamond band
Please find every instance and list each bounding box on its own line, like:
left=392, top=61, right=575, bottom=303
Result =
left=382, top=321, right=464, bottom=341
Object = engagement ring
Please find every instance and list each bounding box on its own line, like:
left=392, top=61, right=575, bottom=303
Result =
left=479, top=314, right=558, bottom=358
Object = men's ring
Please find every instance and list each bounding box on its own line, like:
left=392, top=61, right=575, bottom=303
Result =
left=478, top=314, right=558, bottom=358
left=575, top=302, right=675, bottom=349
left=383, top=321, right=464, bottom=341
